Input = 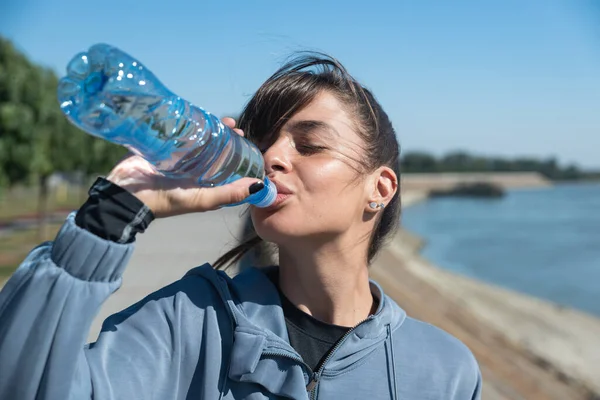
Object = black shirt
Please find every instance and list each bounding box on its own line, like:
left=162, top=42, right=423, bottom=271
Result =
left=74, top=177, right=346, bottom=371
left=263, top=268, right=351, bottom=371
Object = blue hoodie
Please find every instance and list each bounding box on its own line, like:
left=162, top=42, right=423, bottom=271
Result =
left=0, top=213, right=481, bottom=399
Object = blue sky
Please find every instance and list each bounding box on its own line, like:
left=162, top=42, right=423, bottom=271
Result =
left=2, top=0, right=599, bottom=168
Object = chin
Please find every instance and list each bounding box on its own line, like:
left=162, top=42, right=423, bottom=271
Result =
left=252, top=216, right=294, bottom=243
left=251, top=209, right=308, bottom=244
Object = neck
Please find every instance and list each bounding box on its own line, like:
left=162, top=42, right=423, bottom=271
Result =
left=277, top=235, right=374, bottom=327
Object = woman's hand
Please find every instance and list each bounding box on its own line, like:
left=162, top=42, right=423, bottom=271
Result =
left=106, top=117, right=263, bottom=218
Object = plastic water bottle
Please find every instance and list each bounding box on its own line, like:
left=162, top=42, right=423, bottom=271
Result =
left=56, top=43, right=276, bottom=208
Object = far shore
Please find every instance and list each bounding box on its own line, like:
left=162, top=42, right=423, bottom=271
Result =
left=402, top=171, right=552, bottom=192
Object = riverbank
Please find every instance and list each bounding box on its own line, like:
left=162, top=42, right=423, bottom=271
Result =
left=401, top=171, right=552, bottom=192
left=375, top=188, right=600, bottom=399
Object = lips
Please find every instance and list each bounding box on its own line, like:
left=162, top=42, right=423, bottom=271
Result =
left=271, top=180, right=293, bottom=195
left=265, top=180, right=293, bottom=208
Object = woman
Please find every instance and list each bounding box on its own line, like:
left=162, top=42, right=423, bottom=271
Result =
left=0, top=53, right=481, bottom=399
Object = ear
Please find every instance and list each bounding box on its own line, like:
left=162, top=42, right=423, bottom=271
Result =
left=365, top=166, right=398, bottom=213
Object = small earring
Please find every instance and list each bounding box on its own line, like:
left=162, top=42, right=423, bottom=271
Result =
left=369, top=202, right=385, bottom=210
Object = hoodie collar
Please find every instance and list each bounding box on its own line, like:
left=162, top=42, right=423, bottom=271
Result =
left=228, top=266, right=405, bottom=340
left=189, top=264, right=406, bottom=398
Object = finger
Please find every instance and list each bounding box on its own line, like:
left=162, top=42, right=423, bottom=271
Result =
left=233, top=128, right=244, bottom=137
left=221, top=117, right=244, bottom=136
left=194, top=178, right=265, bottom=210
left=221, top=117, right=236, bottom=128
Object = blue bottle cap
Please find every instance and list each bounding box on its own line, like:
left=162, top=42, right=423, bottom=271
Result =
left=248, top=177, right=277, bottom=207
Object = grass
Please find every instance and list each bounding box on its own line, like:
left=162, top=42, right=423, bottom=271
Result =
left=0, top=222, right=63, bottom=280
left=0, top=183, right=88, bottom=283
left=0, top=184, right=87, bottom=222
left=0, top=265, right=18, bottom=282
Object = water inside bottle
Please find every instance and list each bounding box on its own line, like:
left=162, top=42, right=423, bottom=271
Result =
left=58, top=43, right=269, bottom=194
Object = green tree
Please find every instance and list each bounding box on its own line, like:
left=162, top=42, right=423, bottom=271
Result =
left=440, top=151, right=473, bottom=172
left=401, top=151, right=438, bottom=173
left=539, top=157, right=559, bottom=180
left=0, top=36, right=126, bottom=236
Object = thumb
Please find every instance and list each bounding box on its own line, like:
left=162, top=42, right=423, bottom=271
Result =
left=199, top=178, right=265, bottom=210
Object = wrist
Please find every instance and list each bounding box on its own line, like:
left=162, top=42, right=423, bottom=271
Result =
left=75, top=177, right=155, bottom=243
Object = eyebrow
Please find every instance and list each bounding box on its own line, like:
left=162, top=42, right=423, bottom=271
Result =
left=287, top=120, right=339, bottom=138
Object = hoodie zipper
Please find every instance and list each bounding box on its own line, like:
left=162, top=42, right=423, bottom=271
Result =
left=261, top=349, right=317, bottom=395
left=219, top=278, right=318, bottom=397
left=303, top=315, right=374, bottom=399
left=220, top=270, right=380, bottom=399
left=261, top=314, right=369, bottom=400
left=261, top=349, right=313, bottom=372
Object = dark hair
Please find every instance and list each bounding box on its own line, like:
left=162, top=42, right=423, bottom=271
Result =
left=214, top=52, right=401, bottom=270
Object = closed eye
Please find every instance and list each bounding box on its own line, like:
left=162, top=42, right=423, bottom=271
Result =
left=296, top=144, right=327, bottom=155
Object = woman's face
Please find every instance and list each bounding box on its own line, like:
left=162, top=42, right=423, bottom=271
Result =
left=250, top=91, right=371, bottom=244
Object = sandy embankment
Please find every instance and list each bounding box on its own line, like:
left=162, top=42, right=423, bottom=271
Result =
left=401, top=171, right=552, bottom=192
left=374, top=173, right=600, bottom=399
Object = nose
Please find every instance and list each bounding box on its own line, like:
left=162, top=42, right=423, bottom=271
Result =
left=263, top=136, right=292, bottom=175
